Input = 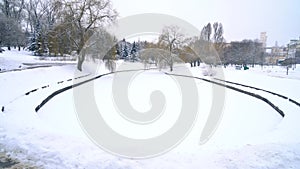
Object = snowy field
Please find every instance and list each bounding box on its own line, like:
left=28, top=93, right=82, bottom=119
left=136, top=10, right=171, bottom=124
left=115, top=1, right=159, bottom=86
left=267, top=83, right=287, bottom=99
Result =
left=1, top=49, right=300, bottom=168
left=0, top=47, right=76, bottom=73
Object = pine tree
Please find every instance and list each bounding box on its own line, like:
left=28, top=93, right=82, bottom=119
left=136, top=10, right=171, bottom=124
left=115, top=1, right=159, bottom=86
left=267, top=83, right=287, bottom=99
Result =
left=122, top=43, right=128, bottom=59
left=122, top=39, right=130, bottom=59
left=27, top=22, right=48, bottom=56
left=130, top=41, right=137, bottom=62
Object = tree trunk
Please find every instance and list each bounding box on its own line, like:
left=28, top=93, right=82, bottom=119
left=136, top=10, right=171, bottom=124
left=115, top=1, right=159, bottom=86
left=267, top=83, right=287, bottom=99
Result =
left=77, top=36, right=86, bottom=71
left=77, top=59, right=83, bottom=71
left=77, top=48, right=85, bottom=71
left=170, top=56, right=173, bottom=72
left=170, top=55, right=173, bottom=71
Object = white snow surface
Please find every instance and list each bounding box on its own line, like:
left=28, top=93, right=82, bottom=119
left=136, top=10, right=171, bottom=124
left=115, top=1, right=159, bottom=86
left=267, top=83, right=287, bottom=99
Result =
left=1, top=49, right=300, bottom=168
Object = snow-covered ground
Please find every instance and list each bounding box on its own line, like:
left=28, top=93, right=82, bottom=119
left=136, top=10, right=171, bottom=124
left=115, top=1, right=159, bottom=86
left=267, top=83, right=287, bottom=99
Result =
left=1, top=49, right=300, bottom=168
left=0, top=48, right=76, bottom=73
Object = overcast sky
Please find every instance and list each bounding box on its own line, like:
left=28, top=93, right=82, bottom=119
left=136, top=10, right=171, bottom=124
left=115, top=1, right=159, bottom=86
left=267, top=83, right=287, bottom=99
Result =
left=111, top=0, right=300, bottom=46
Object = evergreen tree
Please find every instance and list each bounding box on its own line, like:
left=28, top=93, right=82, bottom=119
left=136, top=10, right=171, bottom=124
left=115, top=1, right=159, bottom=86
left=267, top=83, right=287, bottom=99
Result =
left=122, top=43, right=128, bottom=59
left=27, top=22, right=48, bottom=56
left=118, top=38, right=132, bottom=59
left=130, top=41, right=138, bottom=61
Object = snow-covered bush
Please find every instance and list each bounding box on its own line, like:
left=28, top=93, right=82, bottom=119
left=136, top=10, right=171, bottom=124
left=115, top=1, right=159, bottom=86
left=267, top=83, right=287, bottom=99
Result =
left=202, top=64, right=217, bottom=76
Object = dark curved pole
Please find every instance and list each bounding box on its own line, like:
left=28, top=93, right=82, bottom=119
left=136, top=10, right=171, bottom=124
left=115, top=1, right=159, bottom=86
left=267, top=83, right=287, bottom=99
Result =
left=165, top=73, right=285, bottom=118
left=35, top=69, right=146, bottom=112
left=214, top=78, right=300, bottom=108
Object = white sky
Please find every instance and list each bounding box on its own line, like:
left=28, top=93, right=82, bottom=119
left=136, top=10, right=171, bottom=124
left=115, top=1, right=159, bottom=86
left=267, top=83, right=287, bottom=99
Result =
left=111, top=0, right=300, bottom=46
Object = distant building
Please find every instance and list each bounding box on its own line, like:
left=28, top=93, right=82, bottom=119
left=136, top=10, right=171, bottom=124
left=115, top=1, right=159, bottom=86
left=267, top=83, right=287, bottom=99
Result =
left=287, top=38, right=300, bottom=59
left=265, top=41, right=287, bottom=65
left=260, top=32, right=267, bottom=49
left=271, top=41, right=286, bottom=57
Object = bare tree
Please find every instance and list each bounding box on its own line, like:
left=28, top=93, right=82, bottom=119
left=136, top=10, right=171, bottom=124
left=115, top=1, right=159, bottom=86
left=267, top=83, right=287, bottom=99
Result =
left=200, top=23, right=212, bottom=42
left=223, top=40, right=264, bottom=66
left=158, top=25, right=185, bottom=71
left=84, top=28, right=117, bottom=72
left=192, top=22, right=225, bottom=66
left=140, top=48, right=169, bottom=70
left=0, top=0, right=26, bottom=50
left=191, top=38, right=218, bottom=65
left=213, top=22, right=225, bottom=64
left=56, top=0, right=117, bottom=71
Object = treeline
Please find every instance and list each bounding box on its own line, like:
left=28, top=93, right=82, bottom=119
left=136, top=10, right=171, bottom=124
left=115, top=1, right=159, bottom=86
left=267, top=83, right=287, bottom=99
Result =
left=0, top=0, right=266, bottom=71
left=107, top=23, right=265, bottom=72
left=0, top=0, right=117, bottom=59
left=84, top=23, right=227, bottom=72
left=223, top=40, right=265, bottom=67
